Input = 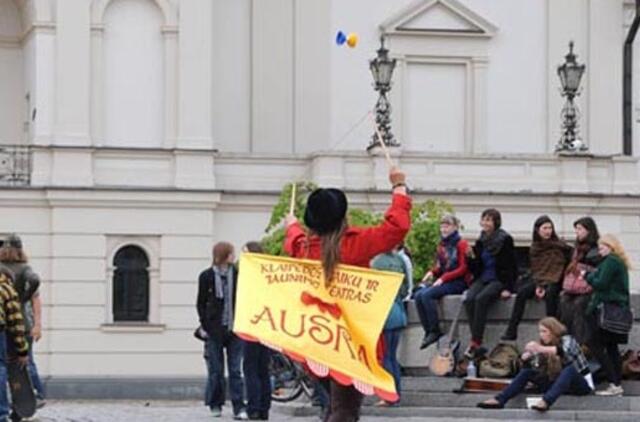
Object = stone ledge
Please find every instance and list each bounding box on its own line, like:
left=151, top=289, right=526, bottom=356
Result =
left=407, top=292, right=640, bottom=323
left=46, top=377, right=205, bottom=400
left=399, top=293, right=640, bottom=368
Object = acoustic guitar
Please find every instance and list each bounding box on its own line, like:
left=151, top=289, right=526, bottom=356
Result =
left=429, top=300, right=464, bottom=376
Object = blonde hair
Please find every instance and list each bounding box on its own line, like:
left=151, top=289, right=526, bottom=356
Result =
left=599, top=234, right=633, bottom=269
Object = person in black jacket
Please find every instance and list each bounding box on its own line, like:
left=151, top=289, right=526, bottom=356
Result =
left=197, top=241, right=247, bottom=420
left=464, top=208, right=517, bottom=358
left=241, top=241, right=272, bottom=420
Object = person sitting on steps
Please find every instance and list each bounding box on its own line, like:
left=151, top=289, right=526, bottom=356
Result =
left=502, top=216, right=571, bottom=341
left=478, top=317, right=594, bottom=412
left=464, top=208, right=517, bottom=358
left=414, top=214, right=471, bottom=350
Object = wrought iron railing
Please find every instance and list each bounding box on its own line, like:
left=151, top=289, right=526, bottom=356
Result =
left=0, top=145, right=31, bottom=186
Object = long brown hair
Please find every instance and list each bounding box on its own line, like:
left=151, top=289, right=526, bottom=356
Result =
left=319, top=220, right=347, bottom=287
left=0, top=246, right=28, bottom=263
left=538, top=317, right=566, bottom=378
left=212, top=242, right=234, bottom=266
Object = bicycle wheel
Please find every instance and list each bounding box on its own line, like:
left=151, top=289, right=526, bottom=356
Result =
left=270, top=353, right=305, bottom=402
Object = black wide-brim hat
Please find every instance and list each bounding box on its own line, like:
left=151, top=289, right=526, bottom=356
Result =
left=304, top=188, right=348, bottom=235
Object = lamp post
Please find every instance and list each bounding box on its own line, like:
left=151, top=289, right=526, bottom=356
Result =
left=368, top=36, right=399, bottom=150
left=556, top=41, right=588, bottom=153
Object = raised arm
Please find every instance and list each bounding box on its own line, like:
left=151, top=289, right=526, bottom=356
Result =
left=284, top=221, right=307, bottom=258
left=349, top=193, right=412, bottom=261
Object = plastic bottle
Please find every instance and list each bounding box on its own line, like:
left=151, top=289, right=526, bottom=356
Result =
left=467, top=360, right=477, bottom=378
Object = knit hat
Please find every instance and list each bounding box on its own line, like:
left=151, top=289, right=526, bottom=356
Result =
left=4, top=234, right=22, bottom=249
left=304, top=188, right=348, bottom=235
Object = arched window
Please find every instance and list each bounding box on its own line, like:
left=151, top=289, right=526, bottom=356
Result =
left=112, top=245, right=150, bottom=322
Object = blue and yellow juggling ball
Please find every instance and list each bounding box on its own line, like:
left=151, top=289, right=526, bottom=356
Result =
left=336, top=30, right=358, bottom=48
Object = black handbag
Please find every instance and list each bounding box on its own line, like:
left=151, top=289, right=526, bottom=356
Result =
left=597, top=302, right=633, bottom=335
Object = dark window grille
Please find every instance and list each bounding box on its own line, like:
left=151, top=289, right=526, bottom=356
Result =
left=0, top=145, right=31, bottom=186
left=113, top=245, right=150, bottom=322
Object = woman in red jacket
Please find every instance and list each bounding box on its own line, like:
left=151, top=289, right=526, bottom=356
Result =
left=284, top=167, right=411, bottom=422
left=414, top=214, right=471, bottom=350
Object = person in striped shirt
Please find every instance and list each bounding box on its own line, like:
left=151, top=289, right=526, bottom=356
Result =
left=0, top=270, right=29, bottom=421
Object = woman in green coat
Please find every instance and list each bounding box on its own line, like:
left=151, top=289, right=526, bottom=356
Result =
left=584, top=234, right=632, bottom=397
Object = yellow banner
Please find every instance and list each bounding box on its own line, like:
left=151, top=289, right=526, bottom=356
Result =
left=234, top=253, right=403, bottom=401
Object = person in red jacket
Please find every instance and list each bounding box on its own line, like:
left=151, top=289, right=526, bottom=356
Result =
left=414, top=214, right=471, bottom=349
left=284, top=167, right=411, bottom=422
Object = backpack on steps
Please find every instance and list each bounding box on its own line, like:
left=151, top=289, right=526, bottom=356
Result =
left=478, top=343, right=520, bottom=379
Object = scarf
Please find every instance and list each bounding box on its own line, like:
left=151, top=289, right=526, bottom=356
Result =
left=565, top=240, right=594, bottom=275
left=530, top=240, right=569, bottom=284
left=213, top=265, right=235, bottom=329
left=480, top=228, right=508, bottom=256
left=439, top=231, right=461, bottom=272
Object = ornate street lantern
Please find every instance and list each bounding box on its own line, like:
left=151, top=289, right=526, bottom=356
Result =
left=368, top=36, right=399, bottom=150
left=556, top=41, right=588, bottom=152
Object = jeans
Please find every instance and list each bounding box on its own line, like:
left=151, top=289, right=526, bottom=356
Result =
left=243, top=342, right=271, bottom=415
left=505, top=281, right=561, bottom=337
left=414, top=279, right=467, bottom=335
left=496, top=366, right=591, bottom=407
left=0, top=332, right=8, bottom=420
left=26, top=336, right=45, bottom=399
left=313, top=378, right=330, bottom=409
left=204, top=330, right=245, bottom=414
left=589, top=333, right=623, bottom=385
left=464, top=280, right=504, bottom=342
left=382, top=329, right=402, bottom=401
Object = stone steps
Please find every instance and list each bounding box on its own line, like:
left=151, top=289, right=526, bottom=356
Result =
left=399, top=294, right=640, bottom=370
left=400, top=376, right=640, bottom=395
left=280, top=404, right=640, bottom=421
left=379, top=391, right=637, bottom=410
left=359, top=406, right=640, bottom=421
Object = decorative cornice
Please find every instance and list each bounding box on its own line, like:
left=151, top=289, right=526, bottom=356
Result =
left=381, top=0, right=498, bottom=38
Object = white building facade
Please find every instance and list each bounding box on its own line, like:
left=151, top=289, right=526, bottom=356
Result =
left=0, top=0, right=639, bottom=380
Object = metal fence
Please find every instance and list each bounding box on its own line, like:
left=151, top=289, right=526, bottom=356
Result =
left=0, top=145, right=31, bottom=186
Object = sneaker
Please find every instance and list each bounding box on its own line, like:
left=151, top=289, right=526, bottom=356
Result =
left=234, top=410, right=249, bottom=420
left=210, top=407, right=222, bottom=417
left=36, top=398, right=47, bottom=409
left=595, top=383, right=624, bottom=396
left=420, top=331, right=442, bottom=350
left=464, top=345, right=477, bottom=360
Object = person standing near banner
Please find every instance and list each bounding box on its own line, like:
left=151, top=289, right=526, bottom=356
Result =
left=241, top=241, right=272, bottom=420
left=196, top=242, right=248, bottom=420
left=284, top=166, right=411, bottom=422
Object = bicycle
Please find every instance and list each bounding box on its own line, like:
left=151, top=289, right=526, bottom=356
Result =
left=269, top=352, right=316, bottom=402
